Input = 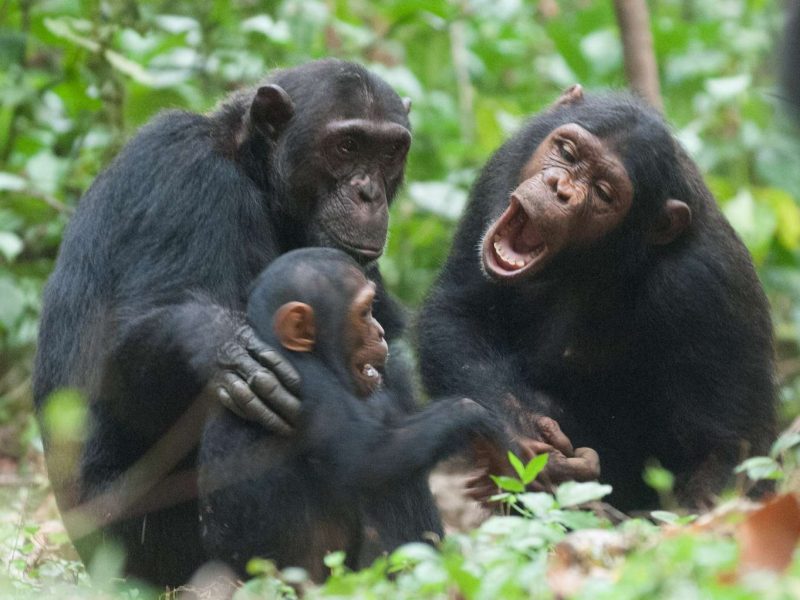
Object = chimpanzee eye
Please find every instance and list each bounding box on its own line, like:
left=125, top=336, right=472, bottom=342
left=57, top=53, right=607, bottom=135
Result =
left=338, top=137, right=358, bottom=155
left=384, top=140, right=405, bottom=160
left=558, top=140, right=576, bottom=163
left=595, top=183, right=614, bottom=204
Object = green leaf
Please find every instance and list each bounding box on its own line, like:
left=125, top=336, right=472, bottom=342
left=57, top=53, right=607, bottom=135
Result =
left=643, top=464, right=675, bottom=493
left=555, top=481, right=612, bottom=507
left=0, top=231, right=23, bottom=261
left=722, top=188, right=777, bottom=263
left=734, top=456, right=784, bottom=482
left=507, top=451, right=525, bottom=480
left=42, top=389, right=88, bottom=443
left=770, top=431, right=800, bottom=458
left=522, top=452, right=549, bottom=485
left=43, top=17, right=100, bottom=52
left=518, top=492, right=556, bottom=516
left=490, top=475, right=525, bottom=493
left=0, top=172, right=26, bottom=191
left=104, top=49, right=158, bottom=86
left=650, top=510, right=681, bottom=525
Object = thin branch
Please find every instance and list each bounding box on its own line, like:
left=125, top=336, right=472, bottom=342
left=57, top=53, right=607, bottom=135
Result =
left=613, top=0, right=663, bottom=111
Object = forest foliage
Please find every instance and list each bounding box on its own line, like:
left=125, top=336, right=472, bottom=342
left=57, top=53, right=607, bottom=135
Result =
left=2, top=0, right=800, bottom=597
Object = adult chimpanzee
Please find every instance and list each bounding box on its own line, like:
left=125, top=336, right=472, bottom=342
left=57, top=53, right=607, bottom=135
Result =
left=33, top=59, right=414, bottom=586
left=199, top=248, right=499, bottom=581
left=418, top=86, right=777, bottom=511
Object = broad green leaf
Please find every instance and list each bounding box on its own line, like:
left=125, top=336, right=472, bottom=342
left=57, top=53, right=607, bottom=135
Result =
left=517, top=492, right=555, bottom=516
left=754, top=186, right=800, bottom=250
left=42, top=388, right=87, bottom=443
left=0, top=172, right=26, bottom=191
left=734, top=456, right=784, bottom=482
left=705, top=74, right=751, bottom=100
left=104, top=49, right=158, bottom=86
left=43, top=17, right=100, bottom=52
left=770, top=431, right=800, bottom=458
left=507, top=451, right=525, bottom=480
left=0, top=231, right=23, bottom=261
left=490, top=475, right=525, bottom=493
left=721, top=188, right=777, bottom=262
left=650, top=510, right=681, bottom=525
left=522, top=453, right=549, bottom=485
left=643, top=464, right=675, bottom=493
left=555, top=481, right=612, bottom=508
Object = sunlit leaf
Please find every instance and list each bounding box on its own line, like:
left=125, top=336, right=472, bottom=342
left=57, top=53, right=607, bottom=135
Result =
left=734, top=456, right=784, bottom=482
left=491, top=475, right=525, bottom=493
left=0, top=231, right=23, bottom=261
left=555, top=481, right=612, bottom=508
left=0, top=172, right=26, bottom=191
left=770, top=431, right=800, bottom=458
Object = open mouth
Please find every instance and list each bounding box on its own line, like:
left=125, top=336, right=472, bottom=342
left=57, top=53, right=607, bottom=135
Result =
left=482, top=195, right=548, bottom=281
left=356, top=362, right=384, bottom=395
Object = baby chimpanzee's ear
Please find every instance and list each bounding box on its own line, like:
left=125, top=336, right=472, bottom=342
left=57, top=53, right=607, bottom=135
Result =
left=273, top=302, right=316, bottom=352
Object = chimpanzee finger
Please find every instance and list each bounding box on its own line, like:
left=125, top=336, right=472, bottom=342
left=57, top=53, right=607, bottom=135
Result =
left=543, top=447, right=600, bottom=483
left=230, top=350, right=302, bottom=427
left=240, top=327, right=302, bottom=395
left=219, top=371, right=293, bottom=436
left=535, top=416, right=574, bottom=456
left=570, top=447, right=601, bottom=480
left=518, top=438, right=557, bottom=460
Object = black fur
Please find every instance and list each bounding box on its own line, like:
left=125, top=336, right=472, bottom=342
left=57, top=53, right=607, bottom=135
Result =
left=418, top=93, right=777, bottom=511
left=33, top=59, right=411, bottom=586
left=199, top=249, right=498, bottom=580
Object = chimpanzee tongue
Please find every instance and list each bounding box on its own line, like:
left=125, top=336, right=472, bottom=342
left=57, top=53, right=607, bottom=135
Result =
left=514, top=214, right=543, bottom=253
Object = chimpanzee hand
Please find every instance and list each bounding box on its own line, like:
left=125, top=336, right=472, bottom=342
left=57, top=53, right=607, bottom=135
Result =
left=466, top=416, right=600, bottom=505
left=209, top=324, right=302, bottom=435
left=517, top=416, right=600, bottom=489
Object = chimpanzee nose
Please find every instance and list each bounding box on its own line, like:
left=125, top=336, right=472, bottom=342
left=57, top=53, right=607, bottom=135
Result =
left=351, top=175, right=381, bottom=203
left=545, top=169, right=574, bottom=203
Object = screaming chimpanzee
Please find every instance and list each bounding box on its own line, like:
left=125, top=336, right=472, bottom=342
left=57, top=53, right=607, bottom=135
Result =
left=418, top=87, right=777, bottom=511
left=33, top=59, right=414, bottom=586
left=199, top=248, right=500, bottom=581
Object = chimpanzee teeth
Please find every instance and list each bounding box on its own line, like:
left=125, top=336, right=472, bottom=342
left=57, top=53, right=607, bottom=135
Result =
left=363, top=364, right=378, bottom=378
left=493, top=239, right=532, bottom=269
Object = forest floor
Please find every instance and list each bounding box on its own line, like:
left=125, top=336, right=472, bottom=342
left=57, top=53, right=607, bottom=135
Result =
left=2, top=421, right=800, bottom=599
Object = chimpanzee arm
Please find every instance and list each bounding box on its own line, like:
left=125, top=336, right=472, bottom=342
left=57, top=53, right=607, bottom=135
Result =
left=299, top=387, right=503, bottom=491
left=100, top=298, right=301, bottom=445
left=418, top=272, right=544, bottom=414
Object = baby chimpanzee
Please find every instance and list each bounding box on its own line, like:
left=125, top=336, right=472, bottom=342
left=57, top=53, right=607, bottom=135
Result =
left=199, top=248, right=499, bottom=581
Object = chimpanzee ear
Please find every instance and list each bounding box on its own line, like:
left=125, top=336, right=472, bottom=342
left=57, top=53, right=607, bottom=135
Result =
left=249, top=84, right=295, bottom=138
left=553, top=84, right=584, bottom=107
left=402, top=97, right=412, bottom=115
left=649, top=199, right=692, bottom=245
left=273, top=302, right=315, bottom=352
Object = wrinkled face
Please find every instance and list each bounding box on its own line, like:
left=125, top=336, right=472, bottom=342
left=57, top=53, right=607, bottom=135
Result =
left=343, top=278, right=389, bottom=397
left=307, top=119, right=410, bottom=264
left=482, top=123, right=634, bottom=282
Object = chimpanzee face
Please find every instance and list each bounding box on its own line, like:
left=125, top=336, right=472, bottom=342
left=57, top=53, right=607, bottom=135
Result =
left=481, top=123, right=634, bottom=283
left=307, top=118, right=410, bottom=264
left=343, top=278, right=389, bottom=397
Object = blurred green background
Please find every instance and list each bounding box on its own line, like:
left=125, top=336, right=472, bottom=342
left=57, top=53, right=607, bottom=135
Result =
left=1, top=0, right=800, bottom=476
